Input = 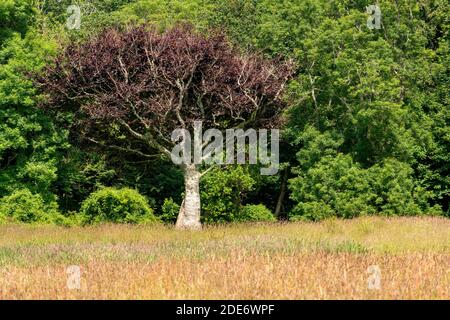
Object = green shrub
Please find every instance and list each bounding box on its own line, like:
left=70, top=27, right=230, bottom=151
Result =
left=201, top=166, right=256, bottom=223
left=0, top=189, right=46, bottom=223
left=289, top=202, right=336, bottom=222
left=287, top=126, right=443, bottom=221
left=289, top=155, right=439, bottom=221
left=160, top=198, right=180, bottom=223
left=237, top=204, right=276, bottom=222
left=289, top=154, right=373, bottom=220
left=79, top=187, right=158, bottom=224
left=0, top=212, right=6, bottom=224
left=0, top=189, right=67, bottom=224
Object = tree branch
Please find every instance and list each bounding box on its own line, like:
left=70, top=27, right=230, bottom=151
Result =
left=200, top=165, right=216, bottom=178
left=85, top=137, right=158, bottom=159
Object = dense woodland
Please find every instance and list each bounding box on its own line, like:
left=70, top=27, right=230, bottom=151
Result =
left=0, top=0, right=448, bottom=226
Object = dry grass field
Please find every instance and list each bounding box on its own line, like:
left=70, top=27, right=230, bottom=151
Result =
left=0, top=216, right=449, bottom=300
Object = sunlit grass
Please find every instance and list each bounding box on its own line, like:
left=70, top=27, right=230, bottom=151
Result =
left=0, top=216, right=449, bottom=299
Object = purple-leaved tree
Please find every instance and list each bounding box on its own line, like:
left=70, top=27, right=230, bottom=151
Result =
left=38, top=25, right=293, bottom=230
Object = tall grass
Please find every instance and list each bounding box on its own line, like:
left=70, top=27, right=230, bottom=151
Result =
left=0, top=217, right=449, bottom=299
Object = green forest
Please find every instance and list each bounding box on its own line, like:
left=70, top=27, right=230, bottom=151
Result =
left=0, top=0, right=449, bottom=227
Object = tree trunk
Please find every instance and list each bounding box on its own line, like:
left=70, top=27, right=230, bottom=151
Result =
left=274, top=167, right=288, bottom=218
left=176, top=164, right=202, bottom=230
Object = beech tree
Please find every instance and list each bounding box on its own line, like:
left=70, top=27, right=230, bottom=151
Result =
left=38, top=25, right=292, bottom=230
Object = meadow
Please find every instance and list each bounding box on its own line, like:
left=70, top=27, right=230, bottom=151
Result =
left=0, top=216, right=448, bottom=300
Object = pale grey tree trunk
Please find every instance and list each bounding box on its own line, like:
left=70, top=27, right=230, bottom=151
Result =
left=176, top=164, right=202, bottom=230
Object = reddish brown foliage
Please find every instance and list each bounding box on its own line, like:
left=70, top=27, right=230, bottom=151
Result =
left=38, top=25, right=293, bottom=159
